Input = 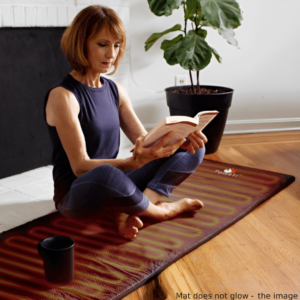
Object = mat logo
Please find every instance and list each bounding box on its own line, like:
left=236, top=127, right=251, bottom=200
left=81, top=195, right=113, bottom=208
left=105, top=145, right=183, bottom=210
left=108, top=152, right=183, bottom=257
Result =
left=215, top=167, right=241, bottom=177
left=224, top=167, right=236, bottom=174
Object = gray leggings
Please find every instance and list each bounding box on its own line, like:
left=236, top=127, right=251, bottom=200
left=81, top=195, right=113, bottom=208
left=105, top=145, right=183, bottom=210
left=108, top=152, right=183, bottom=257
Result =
left=57, top=147, right=205, bottom=221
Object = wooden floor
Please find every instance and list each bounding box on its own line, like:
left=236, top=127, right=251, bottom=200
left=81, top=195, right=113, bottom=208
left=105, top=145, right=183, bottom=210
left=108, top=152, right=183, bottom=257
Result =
left=124, top=131, right=300, bottom=300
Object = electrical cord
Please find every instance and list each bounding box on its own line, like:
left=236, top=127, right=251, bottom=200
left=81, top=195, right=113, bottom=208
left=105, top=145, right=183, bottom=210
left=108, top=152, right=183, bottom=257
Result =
left=127, top=42, right=165, bottom=94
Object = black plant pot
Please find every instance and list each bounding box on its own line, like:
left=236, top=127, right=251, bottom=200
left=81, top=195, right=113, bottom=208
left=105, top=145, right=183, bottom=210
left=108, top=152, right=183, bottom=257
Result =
left=165, top=85, right=234, bottom=154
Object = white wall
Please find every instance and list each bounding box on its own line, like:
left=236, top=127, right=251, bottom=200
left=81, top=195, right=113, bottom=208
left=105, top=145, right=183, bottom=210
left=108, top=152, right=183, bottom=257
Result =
left=127, top=0, right=300, bottom=135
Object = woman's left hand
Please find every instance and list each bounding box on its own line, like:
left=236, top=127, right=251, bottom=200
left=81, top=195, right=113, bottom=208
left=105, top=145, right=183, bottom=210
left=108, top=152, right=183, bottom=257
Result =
left=179, top=130, right=208, bottom=154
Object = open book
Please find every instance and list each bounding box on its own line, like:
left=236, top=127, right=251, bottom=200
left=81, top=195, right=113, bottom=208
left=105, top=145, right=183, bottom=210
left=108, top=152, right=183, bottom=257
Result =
left=130, top=110, right=219, bottom=152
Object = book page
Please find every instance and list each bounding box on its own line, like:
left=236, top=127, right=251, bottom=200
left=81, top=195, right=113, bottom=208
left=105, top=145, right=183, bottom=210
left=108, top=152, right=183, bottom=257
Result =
left=166, top=115, right=197, bottom=125
left=143, top=123, right=197, bottom=148
left=140, top=111, right=218, bottom=149
left=196, top=114, right=218, bottom=131
left=194, top=110, right=218, bottom=119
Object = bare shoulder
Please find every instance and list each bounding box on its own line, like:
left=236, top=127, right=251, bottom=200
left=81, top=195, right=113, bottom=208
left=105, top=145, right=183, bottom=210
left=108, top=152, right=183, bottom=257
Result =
left=113, top=80, right=126, bottom=94
left=46, top=86, right=80, bottom=126
left=112, top=80, right=130, bottom=108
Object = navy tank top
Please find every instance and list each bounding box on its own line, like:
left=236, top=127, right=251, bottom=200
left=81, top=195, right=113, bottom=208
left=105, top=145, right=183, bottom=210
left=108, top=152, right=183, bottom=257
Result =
left=43, top=74, right=120, bottom=209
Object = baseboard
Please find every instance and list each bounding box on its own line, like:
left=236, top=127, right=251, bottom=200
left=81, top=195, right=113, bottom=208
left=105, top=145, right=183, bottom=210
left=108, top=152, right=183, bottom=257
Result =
left=143, top=118, right=300, bottom=135
left=224, top=118, right=300, bottom=134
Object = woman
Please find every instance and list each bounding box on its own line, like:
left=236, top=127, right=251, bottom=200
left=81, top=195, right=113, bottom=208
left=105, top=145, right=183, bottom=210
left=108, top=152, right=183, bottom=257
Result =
left=44, top=5, right=207, bottom=240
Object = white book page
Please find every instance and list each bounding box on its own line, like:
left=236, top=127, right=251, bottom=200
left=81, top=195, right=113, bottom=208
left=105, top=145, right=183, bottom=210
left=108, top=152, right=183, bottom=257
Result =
left=196, top=114, right=218, bottom=131
left=143, top=123, right=197, bottom=148
left=166, top=115, right=197, bottom=125
left=194, top=110, right=218, bottom=119
left=142, top=111, right=218, bottom=148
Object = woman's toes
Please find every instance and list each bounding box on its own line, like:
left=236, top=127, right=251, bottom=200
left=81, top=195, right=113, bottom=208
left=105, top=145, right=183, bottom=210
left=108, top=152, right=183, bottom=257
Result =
left=127, top=226, right=138, bottom=240
left=189, top=198, right=204, bottom=210
left=120, top=225, right=140, bottom=240
left=132, top=216, right=143, bottom=229
left=179, top=198, right=204, bottom=213
left=195, top=199, right=204, bottom=209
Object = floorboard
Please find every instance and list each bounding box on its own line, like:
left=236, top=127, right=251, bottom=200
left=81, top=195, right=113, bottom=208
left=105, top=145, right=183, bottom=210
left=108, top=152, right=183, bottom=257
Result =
left=123, top=131, right=300, bottom=300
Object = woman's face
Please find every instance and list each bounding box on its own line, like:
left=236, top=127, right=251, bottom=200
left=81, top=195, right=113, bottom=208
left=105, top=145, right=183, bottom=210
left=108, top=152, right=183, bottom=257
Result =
left=86, top=26, right=121, bottom=74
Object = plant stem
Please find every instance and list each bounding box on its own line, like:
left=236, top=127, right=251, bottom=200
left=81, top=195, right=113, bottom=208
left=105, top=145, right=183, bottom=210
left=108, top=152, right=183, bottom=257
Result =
left=196, top=71, right=200, bottom=94
left=185, top=3, right=193, bottom=92
left=195, top=6, right=200, bottom=94
left=195, top=5, right=198, bottom=35
left=189, top=71, right=195, bottom=94
left=183, top=3, right=187, bottom=35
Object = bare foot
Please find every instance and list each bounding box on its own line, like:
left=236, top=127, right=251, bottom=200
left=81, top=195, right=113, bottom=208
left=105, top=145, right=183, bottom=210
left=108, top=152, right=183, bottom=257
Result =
left=114, top=212, right=144, bottom=240
left=155, top=198, right=204, bottom=220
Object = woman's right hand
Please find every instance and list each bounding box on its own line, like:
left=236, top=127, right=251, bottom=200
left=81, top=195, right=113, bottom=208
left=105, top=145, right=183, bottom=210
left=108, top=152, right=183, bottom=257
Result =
left=131, top=131, right=186, bottom=169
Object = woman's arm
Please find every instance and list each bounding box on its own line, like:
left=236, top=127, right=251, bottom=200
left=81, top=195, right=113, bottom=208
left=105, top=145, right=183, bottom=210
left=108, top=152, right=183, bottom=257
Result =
left=46, top=86, right=136, bottom=177
left=114, top=81, right=148, bottom=144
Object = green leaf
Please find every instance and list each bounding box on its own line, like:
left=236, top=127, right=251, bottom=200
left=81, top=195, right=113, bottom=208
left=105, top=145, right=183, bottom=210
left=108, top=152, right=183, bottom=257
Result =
left=161, top=34, right=183, bottom=51
left=199, top=19, right=211, bottom=27
left=209, top=46, right=222, bottom=63
left=198, top=18, right=239, bottom=47
left=218, top=28, right=239, bottom=47
left=197, top=28, right=207, bottom=38
left=187, top=13, right=204, bottom=27
left=185, top=0, right=204, bottom=26
left=175, top=30, right=212, bottom=71
left=185, top=0, right=199, bottom=19
left=145, top=24, right=182, bottom=51
left=163, top=35, right=184, bottom=65
left=148, top=0, right=184, bottom=16
left=199, top=0, right=242, bottom=29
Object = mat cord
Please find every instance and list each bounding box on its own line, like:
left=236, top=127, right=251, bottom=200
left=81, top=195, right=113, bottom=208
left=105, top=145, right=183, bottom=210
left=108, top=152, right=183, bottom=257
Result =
left=153, top=275, right=167, bottom=300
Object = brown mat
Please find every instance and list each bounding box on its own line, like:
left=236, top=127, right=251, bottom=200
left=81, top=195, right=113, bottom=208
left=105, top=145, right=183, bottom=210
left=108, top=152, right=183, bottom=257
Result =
left=0, top=160, right=295, bottom=300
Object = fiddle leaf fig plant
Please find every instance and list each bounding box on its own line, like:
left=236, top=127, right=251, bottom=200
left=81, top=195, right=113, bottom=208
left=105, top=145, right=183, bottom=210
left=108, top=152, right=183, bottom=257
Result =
left=145, top=0, right=243, bottom=93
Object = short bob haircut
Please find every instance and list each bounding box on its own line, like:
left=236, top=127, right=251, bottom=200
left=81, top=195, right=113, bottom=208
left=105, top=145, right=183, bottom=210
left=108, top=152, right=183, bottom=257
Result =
left=61, top=5, right=126, bottom=76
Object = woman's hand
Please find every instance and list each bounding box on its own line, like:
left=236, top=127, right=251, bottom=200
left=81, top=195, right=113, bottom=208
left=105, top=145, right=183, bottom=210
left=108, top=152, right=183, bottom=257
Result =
left=179, top=130, right=208, bottom=154
left=132, top=131, right=186, bottom=169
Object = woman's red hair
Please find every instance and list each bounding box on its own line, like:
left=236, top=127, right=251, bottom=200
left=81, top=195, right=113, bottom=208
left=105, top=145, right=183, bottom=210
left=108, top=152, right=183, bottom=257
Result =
left=61, top=5, right=126, bottom=75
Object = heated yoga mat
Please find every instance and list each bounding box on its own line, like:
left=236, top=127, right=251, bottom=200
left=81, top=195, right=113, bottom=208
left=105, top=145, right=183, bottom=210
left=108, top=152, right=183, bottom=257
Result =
left=0, top=160, right=295, bottom=300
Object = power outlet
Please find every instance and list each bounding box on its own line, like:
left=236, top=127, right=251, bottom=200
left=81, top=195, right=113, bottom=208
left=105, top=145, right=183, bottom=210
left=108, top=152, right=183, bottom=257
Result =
left=175, top=75, right=188, bottom=86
